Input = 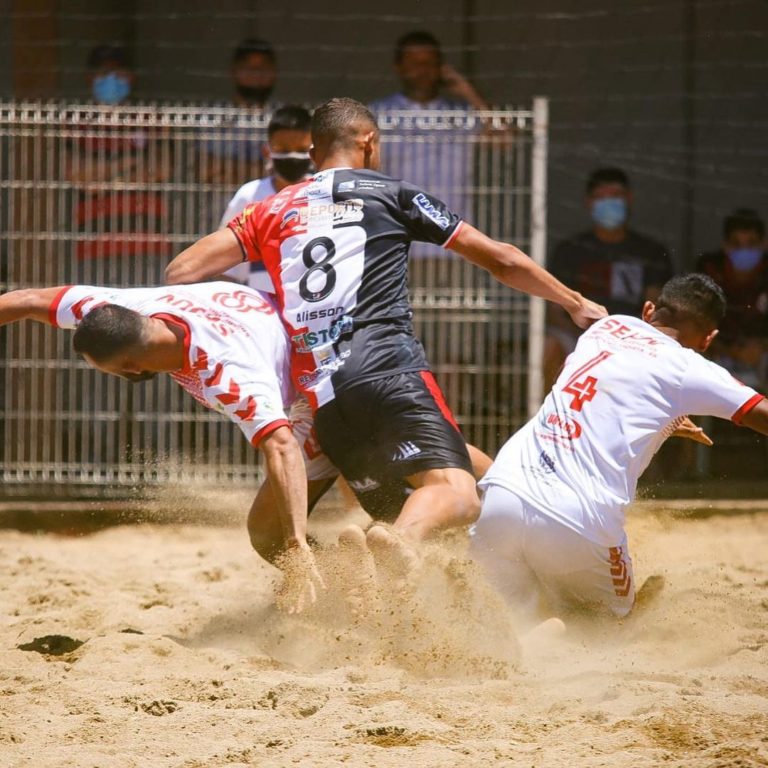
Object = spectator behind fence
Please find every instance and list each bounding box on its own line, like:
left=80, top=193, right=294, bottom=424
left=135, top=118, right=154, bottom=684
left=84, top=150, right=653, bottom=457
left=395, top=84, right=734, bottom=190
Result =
left=696, top=208, right=768, bottom=390
left=369, top=30, right=488, bottom=269
left=544, top=167, right=674, bottom=390
left=199, top=39, right=278, bottom=185
left=65, top=45, right=170, bottom=281
left=218, top=105, right=313, bottom=292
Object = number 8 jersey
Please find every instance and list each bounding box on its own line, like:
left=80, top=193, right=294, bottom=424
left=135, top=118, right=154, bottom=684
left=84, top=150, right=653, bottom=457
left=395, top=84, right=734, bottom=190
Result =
left=227, top=168, right=464, bottom=410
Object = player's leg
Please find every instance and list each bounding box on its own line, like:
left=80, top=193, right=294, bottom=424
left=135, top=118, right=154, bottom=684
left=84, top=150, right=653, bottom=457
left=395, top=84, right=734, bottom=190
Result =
left=522, top=511, right=636, bottom=620
left=467, top=443, right=493, bottom=480
left=247, top=475, right=335, bottom=563
left=469, top=484, right=544, bottom=624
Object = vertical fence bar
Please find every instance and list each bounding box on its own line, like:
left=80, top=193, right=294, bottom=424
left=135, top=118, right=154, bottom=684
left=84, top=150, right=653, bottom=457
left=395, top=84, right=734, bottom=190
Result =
left=527, top=97, right=549, bottom=418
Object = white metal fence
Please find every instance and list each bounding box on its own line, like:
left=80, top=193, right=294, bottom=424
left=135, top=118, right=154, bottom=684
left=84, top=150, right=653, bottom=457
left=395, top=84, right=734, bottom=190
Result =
left=0, top=100, right=547, bottom=491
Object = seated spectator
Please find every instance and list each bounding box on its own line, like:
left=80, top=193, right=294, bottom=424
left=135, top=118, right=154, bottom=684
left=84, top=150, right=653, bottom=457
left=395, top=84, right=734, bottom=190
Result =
left=544, top=167, right=674, bottom=389
left=696, top=208, right=768, bottom=390
left=200, top=38, right=278, bottom=185
left=65, top=44, right=170, bottom=282
left=219, top=105, right=312, bottom=292
left=369, top=31, right=488, bottom=268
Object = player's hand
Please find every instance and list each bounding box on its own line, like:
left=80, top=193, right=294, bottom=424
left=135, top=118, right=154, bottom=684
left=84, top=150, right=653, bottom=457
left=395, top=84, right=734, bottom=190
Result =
left=275, top=543, right=325, bottom=615
left=569, top=296, right=608, bottom=329
left=672, top=416, right=713, bottom=446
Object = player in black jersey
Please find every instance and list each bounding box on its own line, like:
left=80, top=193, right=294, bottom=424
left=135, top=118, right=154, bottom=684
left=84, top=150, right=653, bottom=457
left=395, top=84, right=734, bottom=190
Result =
left=166, top=98, right=606, bottom=563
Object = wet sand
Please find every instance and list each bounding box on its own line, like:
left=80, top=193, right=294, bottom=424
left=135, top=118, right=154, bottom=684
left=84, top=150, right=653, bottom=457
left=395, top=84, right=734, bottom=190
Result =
left=1, top=501, right=766, bottom=767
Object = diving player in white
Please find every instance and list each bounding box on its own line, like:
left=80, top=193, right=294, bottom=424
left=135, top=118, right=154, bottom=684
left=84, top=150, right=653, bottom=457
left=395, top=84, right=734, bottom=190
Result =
left=471, top=273, right=768, bottom=624
left=0, top=282, right=332, bottom=613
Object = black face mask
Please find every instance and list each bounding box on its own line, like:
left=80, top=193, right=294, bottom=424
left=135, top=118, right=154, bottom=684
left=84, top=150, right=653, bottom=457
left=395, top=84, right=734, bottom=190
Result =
left=235, top=83, right=273, bottom=105
left=271, top=153, right=312, bottom=183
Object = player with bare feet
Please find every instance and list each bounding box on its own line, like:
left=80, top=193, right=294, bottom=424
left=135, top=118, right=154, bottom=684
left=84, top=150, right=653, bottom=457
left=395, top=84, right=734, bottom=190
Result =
left=471, top=274, right=768, bottom=627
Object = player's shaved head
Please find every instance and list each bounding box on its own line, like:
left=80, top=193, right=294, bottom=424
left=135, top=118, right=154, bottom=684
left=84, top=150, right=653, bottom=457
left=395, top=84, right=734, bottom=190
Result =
left=73, top=304, right=148, bottom=362
left=311, top=98, right=378, bottom=154
left=653, top=273, right=726, bottom=331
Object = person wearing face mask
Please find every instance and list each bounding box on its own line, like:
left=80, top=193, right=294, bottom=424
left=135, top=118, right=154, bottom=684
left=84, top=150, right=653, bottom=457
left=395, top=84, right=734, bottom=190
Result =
left=217, top=105, right=313, bottom=293
left=199, top=39, right=279, bottom=185
left=89, top=45, right=133, bottom=105
left=231, top=38, right=277, bottom=109
left=544, top=167, right=673, bottom=390
left=65, top=45, right=170, bottom=269
left=696, top=208, right=768, bottom=389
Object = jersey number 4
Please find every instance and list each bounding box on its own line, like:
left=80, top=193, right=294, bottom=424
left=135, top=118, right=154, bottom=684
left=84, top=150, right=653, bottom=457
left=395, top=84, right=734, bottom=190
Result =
left=562, top=351, right=612, bottom=412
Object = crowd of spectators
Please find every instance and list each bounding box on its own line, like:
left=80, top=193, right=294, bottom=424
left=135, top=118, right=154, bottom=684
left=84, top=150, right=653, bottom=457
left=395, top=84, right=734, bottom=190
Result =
left=70, top=35, right=768, bottom=400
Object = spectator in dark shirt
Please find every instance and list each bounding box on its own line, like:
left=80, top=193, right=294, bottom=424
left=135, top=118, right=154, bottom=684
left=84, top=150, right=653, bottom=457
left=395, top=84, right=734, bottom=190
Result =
left=696, top=208, right=768, bottom=390
left=544, top=167, right=674, bottom=388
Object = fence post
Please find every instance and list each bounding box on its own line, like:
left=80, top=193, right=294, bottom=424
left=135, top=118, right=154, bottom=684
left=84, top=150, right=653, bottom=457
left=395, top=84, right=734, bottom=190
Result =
left=527, top=96, right=549, bottom=418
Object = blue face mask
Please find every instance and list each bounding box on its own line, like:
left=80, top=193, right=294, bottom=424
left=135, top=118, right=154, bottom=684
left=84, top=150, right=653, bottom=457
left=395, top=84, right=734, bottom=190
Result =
left=591, top=197, right=627, bottom=230
left=92, top=73, right=131, bottom=105
left=727, top=247, right=763, bottom=272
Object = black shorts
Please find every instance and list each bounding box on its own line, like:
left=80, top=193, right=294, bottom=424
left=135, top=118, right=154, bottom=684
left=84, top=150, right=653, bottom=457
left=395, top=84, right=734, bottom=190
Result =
left=313, top=370, right=472, bottom=520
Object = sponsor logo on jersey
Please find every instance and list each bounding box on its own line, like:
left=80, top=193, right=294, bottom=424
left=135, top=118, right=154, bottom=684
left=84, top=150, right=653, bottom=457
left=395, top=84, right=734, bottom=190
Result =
left=542, top=411, right=582, bottom=440
left=413, top=192, right=450, bottom=230
left=392, top=441, right=422, bottom=461
left=296, top=349, right=351, bottom=387
left=155, top=293, right=248, bottom=337
left=307, top=198, right=364, bottom=226
left=337, top=180, right=356, bottom=192
left=212, top=289, right=275, bottom=315
left=539, top=450, right=556, bottom=472
left=347, top=476, right=380, bottom=493
left=295, top=306, right=345, bottom=323
left=280, top=208, right=301, bottom=229
left=292, top=315, right=352, bottom=353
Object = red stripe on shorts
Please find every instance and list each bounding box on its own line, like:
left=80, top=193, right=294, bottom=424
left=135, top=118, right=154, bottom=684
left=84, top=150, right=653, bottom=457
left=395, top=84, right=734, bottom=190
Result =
left=420, top=371, right=460, bottom=432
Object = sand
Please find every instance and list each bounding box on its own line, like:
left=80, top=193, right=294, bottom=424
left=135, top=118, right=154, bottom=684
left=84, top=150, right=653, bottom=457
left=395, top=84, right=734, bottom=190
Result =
left=1, top=500, right=767, bottom=768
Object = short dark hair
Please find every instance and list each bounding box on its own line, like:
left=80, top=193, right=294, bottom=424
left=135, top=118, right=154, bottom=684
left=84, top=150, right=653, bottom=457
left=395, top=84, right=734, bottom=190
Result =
left=87, top=44, right=130, bottom=70
left=723, top=207, right=765, bottom=240
left=268, top=105, right=311, bottom=138
left=586, top=167, right=630, bottom=195
left=311, top=98, right=378, bottom=152
left=654, top=273, right=726, bottom=330
left=395, top=30, right=442, bottom=62
left=72, top=304, right=147, bottom=362
left=233, top=38, right=275, bottom=64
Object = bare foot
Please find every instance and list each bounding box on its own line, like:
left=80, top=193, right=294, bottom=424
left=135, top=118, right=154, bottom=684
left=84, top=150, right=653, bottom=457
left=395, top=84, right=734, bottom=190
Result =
left=337, top=524, right=379, bottom=617
left=366, top=524, right=421, bottom=596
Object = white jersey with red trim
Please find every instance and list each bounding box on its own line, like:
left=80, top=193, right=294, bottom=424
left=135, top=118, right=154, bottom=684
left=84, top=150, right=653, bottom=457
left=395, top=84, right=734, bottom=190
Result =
left=480, top=314, right=764, bottom=546
left=51, top=282, right=294, bottom=448
left=227, top=168, right=464, bottom=409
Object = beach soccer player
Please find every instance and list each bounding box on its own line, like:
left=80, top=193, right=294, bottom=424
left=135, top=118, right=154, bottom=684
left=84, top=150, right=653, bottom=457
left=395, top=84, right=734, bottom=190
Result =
left=164, top=97, right=607, bottom=562
left=470, top=273, right=768, bottom=626
left=0, top=281, right=335, bottom=613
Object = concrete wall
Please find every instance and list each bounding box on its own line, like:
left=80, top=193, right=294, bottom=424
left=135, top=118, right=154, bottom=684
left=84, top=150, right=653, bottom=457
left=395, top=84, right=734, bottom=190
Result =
left=3, top=0, right=767, bottom=267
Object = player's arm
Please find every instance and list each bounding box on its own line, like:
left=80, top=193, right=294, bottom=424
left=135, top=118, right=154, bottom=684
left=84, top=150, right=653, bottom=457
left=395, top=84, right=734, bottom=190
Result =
left=0, top=287, right=68, bottom=326
left=258, top=426, right=325, bottom=614
left=448, top=223, right=607, bottom=329
left=739, top=398, right=768, bottom=436
left=164, top=229, right=244, bottom=285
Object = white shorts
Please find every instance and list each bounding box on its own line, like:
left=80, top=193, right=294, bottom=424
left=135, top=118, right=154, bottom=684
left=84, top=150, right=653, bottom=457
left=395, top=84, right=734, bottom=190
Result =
left=289, top=396, right=339, bottom=483
left=470, top=484, right=634, bottom=622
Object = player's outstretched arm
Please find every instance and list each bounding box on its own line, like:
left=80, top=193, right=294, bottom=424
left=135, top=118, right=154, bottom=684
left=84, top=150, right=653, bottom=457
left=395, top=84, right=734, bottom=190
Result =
left=164, top=229, right=244, bottom=286
left=448, top=224, right=607, bottom=329
left=739, top=399, right=768, bottom=436
left=259, top=425, right=325, bottom=613
left=0, top=287, right=66, bottom=326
